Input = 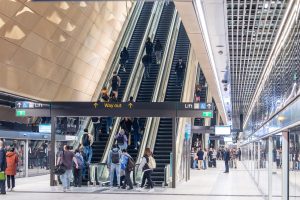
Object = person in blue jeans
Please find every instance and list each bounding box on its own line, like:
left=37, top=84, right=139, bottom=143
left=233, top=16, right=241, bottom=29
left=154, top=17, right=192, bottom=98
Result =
left=132, top=118, right=140, bottom=150
left=57, top=145, right=78, bottom=192
left=107, top=145, right=121, bottom=188
left=81, top=129, right=94, bottom=164
left=203, top=149, right=208, bottom=170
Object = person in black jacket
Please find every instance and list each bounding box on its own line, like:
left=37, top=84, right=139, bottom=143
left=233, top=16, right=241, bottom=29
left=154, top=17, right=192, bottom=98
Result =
left=120, top=47, right=129, bottom=72
left=154, top=39, right=162, bottom=64
left=224, top=148, right=231, bottom=173
left=132, top=118, right=140, bottom=150
left=0, top=140, right=7, bottom=195
left=145, top=37, right=153, bottom=56
left=142, top=54, right=151, bottom=79
left=175, top=57, right=186, bottom=86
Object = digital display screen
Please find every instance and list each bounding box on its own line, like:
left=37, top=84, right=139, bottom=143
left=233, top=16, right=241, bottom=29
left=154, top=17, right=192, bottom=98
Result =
left=215, top=126, right=231, bottom=135
left=39, top=124, right=51, bottom=133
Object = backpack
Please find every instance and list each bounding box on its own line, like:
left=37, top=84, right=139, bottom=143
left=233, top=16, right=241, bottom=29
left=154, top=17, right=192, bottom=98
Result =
left=112, top=76, right=118, bottom=87
left=126, top=157, right=135, bottom=172
left=147, top=156, right=156, bottom=169
left=117, top=135, right=125, bottom=145
left=111, top=150, right=120, bottom=164
left=75, top=154, right=84, bottom=169
left=82, top=134, right=90, bottom=146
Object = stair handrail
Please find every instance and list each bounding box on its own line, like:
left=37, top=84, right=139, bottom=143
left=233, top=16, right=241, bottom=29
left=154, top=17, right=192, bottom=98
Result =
left=136, top=10, right=180, bottom=162
left=72, top=1, right=143, bottom=150
left=101, top=1, right=163, bottom=163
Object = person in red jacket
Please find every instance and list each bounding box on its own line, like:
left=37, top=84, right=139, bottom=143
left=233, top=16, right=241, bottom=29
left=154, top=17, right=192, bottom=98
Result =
left=5, top=147, right=18, bottom=191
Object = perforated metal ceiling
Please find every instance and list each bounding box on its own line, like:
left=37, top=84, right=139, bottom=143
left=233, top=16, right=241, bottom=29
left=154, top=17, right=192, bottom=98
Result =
left=227, top=0, right=288, bottom=128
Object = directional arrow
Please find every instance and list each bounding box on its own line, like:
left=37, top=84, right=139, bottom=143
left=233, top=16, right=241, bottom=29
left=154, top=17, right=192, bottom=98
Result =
left=128, top=103, right=133, bottom=109
left=17, top=102, right=21, bottom=108
left=93, top=102, right=98, bottom=108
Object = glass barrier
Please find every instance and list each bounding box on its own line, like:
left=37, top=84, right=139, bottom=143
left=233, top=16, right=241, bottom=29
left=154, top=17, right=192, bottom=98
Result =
left=289, top=127, right=300, bottom=199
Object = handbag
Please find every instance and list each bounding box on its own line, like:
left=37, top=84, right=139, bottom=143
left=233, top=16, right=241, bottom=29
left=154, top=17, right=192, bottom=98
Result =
left=0, top=171, right=5, bottom=181
left=54, top=151, right=66, bottom=175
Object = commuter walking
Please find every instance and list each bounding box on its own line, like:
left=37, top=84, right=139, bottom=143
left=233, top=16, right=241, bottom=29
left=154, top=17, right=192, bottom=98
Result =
left=120, top=47, right=129, bottom=72
left=81, top=128, right=93, bottom=164
left=120, top=118, right=133, bottom=142
left=0, top=141, right=6, bottom=195
left=145, top=37, right=153, bottom=56
left=197, top=148, right=204, bottom=170
left=142, top=54, right=151, bottom=79
left=231, top=149, right=237, bottom=169
left=138, top=148, right=155, bottom=190
left=237, top=148, right=242, bottom=161
left=193, top=148, right=198, bottom=169
left=224, top=148, right=230, bottom=173
left=154, top=39, right=162, bottom=64
left=212, top=149, right=217, bottom=167
left=57, top=145, right=78, bottom=192
left=73, top=149, right=84, bottom=187
left=120, top=149, right=134, bottom=190
left=132, top=118, right=140, bottom=150
left=111, top=71, right=121, bottom=98
left=175, top=57, right=186, bottom=86
left=5, top=147, right=18, bottom=191
left=115, top=129, right=128, bottom=150
left=107, top=145, right=121, bottom=188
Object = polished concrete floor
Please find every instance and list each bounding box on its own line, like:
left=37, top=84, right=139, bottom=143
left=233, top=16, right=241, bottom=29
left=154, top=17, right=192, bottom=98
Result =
left=2, top=161, right=265, bottom=200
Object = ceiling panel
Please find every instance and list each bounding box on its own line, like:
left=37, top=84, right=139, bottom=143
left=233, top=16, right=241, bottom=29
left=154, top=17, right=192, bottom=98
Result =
left=226, top=0, right=288, bottom=128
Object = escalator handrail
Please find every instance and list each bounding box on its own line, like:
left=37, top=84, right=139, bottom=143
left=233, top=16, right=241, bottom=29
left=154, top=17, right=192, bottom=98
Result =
left=137, top=9, right=179, bottom=162
left=101, top=1, right=162, bottom=164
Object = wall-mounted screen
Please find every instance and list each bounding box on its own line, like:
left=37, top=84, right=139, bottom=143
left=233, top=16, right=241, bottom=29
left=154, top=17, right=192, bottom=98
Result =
left=39, top=124, right=51, bottom=133
left=215, top=125, right=231, bottom=135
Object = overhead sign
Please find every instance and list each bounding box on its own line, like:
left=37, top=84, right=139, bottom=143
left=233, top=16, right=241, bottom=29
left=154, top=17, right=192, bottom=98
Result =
left=16, top=110, right=26, bottom=117
left=15, top=101, right=50, bottom=109
left=202, top=111, right=213, bottom=118
left=14, top=102, right=214, bottom=118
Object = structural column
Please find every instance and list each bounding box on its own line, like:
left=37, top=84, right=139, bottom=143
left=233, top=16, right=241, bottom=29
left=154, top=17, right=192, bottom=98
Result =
left=172, top=117, right=176, bottom=188
left=25, top=139, right=29, bottom=177
left=282, top=131, right=289, bottom=199
left=268, top=136, right=273, bottom=199
left=50, top=117, right=56, bottom=186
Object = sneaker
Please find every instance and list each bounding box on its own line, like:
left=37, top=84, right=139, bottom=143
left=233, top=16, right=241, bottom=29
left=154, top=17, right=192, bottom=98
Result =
left=11, top=188, right=14, bottom=192
left=148, top=188, right=154, bottom=192
left=123, top=68, right=126, bottom=72
left=137, top=141, right=140, bottom=146
left=127, top=187, right=133, bottom=190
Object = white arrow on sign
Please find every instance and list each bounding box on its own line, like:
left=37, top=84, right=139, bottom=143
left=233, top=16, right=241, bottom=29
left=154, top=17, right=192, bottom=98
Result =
left=17, top=102, right=21, bottom=108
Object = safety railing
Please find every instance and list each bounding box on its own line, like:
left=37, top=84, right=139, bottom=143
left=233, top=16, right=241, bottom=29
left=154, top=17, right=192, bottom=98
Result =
left=101, top=1, right=162, bottom=164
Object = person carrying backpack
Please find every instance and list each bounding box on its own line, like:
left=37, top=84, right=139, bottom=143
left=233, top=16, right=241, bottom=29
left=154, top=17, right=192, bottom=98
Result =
left=73, top=149, right=84, bottom=187
left=138, top=148, right=155, bottom=190
left=80, top=128, right=93, bottom=164
left=120, top=149, right=134, bottom=190
left=110, top=71, right=121, bottom=98
left=107, top=145, right=121, bottom=188
left=119, top=47, right=129, bottom=72
left=115, top=129, right=128, bottom=150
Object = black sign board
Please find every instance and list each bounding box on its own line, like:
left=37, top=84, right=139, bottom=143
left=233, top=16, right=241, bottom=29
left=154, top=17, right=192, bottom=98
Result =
left=15, top=102, right=214, bottom=118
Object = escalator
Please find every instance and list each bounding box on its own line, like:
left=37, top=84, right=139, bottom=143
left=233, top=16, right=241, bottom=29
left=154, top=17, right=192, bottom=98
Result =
left=82, top=2, right=154, bottom=184
left=127, top=3, right=175, bottom=161
left=89, top=2, right=154, bottom=162
left=194, top=70, right=207, bottom=126
left=152, top=23, right=190, bottom=186
left=117, top=2, right=154, bottom=101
